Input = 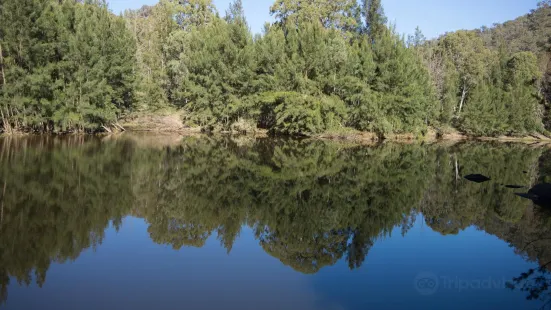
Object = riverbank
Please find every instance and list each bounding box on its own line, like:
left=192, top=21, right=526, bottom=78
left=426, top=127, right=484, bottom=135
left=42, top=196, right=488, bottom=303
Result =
left=117, top=112, right=551, bottom=144
left=2, top=111, right=550, bottom=145
left=315, top=129, right=551, bottom=144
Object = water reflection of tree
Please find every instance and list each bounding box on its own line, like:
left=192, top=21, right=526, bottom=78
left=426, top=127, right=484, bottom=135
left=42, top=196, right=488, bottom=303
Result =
left=421, top=143, right=540, bottom=235
left=504, top=207, right=551, bottom=309
left=412, top=142, right=551, bottom=306
left=507, top=263, right=551, bottom=309
left=0, top=136, right=135, bottom=304
left=132, top=139, right=434, bottom=273
left=1, top=136, right=551, bottom=305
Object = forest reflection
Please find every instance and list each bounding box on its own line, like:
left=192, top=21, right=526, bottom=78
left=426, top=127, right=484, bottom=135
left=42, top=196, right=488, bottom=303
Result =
left=0, top=135, right=550, bottom=304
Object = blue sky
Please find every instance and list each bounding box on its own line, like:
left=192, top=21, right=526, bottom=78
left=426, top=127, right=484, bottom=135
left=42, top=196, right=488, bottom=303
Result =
left=108, top=0, right=541, bottom=38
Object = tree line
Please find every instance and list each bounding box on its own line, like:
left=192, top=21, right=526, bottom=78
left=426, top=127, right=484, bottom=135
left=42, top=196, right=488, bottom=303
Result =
left=0, top=0, right=550, bottom=137
left=0, top=0, right=135, bottom=133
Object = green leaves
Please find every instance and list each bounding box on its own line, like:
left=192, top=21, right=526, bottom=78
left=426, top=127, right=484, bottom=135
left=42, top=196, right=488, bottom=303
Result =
left=164, top=13, right=255, bottom=128
left=0, top=0, right=135, bottom=132
left=269, top=92, right=344, bottom=135
left=459, top=51, right=543, bottom=136
left=167, top=0, right=217, bottom=31
left=1, top=0, right=548, bottom=136
left=270, top=0, right=360, bottom=32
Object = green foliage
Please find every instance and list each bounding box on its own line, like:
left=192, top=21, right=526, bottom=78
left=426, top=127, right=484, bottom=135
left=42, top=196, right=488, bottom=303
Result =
left=459, top=51, right=543, bottom=136
left=119, top=0, right=438, bottom=137
left=1, top=0, right=549, bottom=136
left=270, top=0, right=360, bottom=32
left=164, top=4, right=255, bottom=128
left=167, top=0, right=217, bottom=31
left=418, top=3, right=551, bottom=135
left=0, top=0, right=135, bottom=133
left=254, top=92, right=346, bottom=135
left=362, top=0, right=387, bottom=39
left=504, top=52, right=543, bottom=134
left=124, top=1, right=175, bottom=110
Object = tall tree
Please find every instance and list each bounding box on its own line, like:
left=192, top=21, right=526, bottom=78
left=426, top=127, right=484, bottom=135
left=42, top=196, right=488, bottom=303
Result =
left=504, top=52, right=543, bottom=134
left=439, top=31, right=490, bottom=116
left=362, top=0, right=387, bottom=40
left=270, top=0, right=360, bottom=32
left=168, top=0, right=217, bottom=30
left=124, top=2, right=176, bottom=110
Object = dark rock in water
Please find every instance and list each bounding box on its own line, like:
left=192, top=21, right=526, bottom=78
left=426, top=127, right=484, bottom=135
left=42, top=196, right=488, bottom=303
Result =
left=516, top=183, right=551, bottom=208
left=523, top=171, right=528, bottom=174
left=505, top=185, right=525, bottom=189
left=464, top=174, right=491, bottom=183
left=529, top=183, right=551, bottom=199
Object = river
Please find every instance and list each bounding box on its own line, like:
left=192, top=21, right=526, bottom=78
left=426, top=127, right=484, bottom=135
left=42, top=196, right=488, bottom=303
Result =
left=0, top=134, right=550, bottom=310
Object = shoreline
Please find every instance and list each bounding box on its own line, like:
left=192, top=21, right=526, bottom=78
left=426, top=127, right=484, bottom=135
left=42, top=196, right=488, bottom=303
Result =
left=314, top=131, right=551, bottom=144
left=2, top=126, right=551, bottom=145
left=117, top=113, right=551, bottom=143
left=2, top=112, right=550, bottom=145
left=111, top=126, right=551, bottom=145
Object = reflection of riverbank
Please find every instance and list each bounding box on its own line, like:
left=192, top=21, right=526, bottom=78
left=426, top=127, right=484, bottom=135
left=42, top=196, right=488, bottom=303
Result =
left=0, top=136, right=550, bottom=306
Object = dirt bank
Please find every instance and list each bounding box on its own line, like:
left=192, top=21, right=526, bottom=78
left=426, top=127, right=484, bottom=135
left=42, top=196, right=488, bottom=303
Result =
left=119, top=111, right=551, bottom=144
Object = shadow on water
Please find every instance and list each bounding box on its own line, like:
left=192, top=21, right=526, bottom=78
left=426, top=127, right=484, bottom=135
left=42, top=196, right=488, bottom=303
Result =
left=517, top=184, right=551, bottom=209
left=0, top=135, right=551, bottom=306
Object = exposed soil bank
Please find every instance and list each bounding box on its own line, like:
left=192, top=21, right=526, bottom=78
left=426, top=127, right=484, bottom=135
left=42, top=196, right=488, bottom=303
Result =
left=0, top=111, right=525, bottom=145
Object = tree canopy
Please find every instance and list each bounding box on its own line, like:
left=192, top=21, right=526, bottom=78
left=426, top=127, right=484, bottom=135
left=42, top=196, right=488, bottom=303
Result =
left=0, top=0, right=550, bottom=136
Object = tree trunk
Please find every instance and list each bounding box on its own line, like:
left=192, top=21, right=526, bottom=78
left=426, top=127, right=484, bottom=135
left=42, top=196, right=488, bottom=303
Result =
left=0, top=42, right=5, bottom=86
left=0, top=108, right=6, bottom=132
left=112, top=123, right=125, bottom=132
left=458, top=83, right=467, bottom=114
left=1, top=181, right=5, bottom=228
left=9, top=105, right=16, bottom=132
left=454, top=155, right=460, bottom=194
left=455, top=156, right=459, bottom=181
left=0, top=41, right=9, bottom=133
left=0, top=108, right=11, bottom=133
left=101, top=125, right=112, bottom=133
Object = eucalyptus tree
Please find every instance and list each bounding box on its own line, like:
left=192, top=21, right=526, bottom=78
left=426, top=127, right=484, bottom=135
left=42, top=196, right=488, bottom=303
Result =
left=168, top=0, right=217, bottom=31
left=270, top=0, right=361, bottom=32
left=439, top=31, right=490, bottom=116
left=124, top=1, right=176, bottom=110
left=504, top=52, right=543, bottom=134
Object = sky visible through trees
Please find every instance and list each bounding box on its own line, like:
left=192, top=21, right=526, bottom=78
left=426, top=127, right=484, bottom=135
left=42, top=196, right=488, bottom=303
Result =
left=108, top=0, right=541, bottom=39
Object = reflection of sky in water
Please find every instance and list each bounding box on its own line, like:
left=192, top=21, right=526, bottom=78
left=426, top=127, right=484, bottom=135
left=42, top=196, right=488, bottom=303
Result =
left=5, top=216, right=542, bottom=310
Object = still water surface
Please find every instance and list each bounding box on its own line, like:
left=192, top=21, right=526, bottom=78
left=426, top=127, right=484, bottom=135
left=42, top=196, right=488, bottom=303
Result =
left=0, top=135, right=550, bottom=310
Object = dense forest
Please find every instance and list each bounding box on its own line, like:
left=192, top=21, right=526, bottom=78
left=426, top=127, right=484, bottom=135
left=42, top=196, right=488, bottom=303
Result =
left=0, top=136, right=551, bottom=303
left=0, top=0, right=550, bottom=137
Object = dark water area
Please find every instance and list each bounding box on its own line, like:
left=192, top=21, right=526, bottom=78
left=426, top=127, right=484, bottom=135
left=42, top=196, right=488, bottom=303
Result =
left=0, top=134, right=551, bottom=310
